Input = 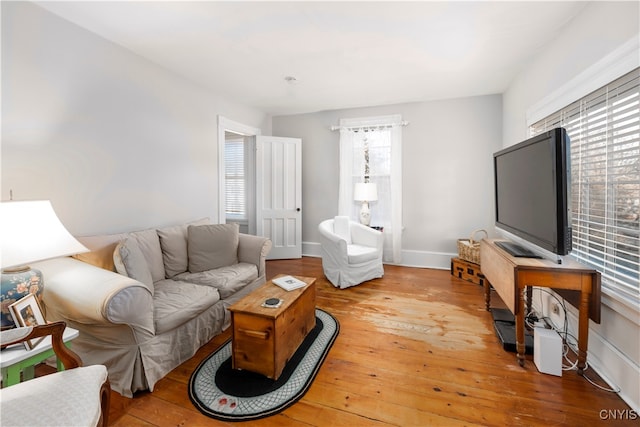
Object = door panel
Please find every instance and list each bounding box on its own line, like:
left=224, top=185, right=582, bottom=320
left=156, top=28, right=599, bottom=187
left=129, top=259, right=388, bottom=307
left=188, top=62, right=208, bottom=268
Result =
left=256, top=136, right=302, bottom=259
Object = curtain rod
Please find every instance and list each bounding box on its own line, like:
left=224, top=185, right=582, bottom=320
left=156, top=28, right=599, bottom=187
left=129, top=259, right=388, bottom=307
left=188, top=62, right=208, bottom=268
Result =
left=330, top=121, right=409, bottom=131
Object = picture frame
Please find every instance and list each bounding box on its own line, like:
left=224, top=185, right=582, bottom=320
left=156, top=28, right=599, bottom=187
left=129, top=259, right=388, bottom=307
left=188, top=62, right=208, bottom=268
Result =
left=9, top=293, right=46, bottom=349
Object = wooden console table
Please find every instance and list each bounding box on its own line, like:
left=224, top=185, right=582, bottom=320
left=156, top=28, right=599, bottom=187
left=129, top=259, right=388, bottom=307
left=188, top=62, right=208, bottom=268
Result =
left=480, top=239, right=601, bottom=374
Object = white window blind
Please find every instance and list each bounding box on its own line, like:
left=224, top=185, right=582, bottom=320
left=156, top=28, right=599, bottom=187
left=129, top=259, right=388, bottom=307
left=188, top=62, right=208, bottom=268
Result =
left=225, top=138, right=246, bottom=219
left=531, top=68, right=640, bottom=304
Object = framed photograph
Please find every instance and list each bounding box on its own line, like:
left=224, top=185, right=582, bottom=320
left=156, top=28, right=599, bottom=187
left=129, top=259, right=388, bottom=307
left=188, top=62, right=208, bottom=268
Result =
left=9, top=294, right=46, bottom=349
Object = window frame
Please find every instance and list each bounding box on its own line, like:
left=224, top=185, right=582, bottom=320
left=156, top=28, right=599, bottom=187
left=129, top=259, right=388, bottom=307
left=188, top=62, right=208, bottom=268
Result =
left=337, top=114, right=405, bottom=263
left=224, top=136, right=248, bottom=221
left=526, top=37, right=640, bottom=318
left=217, top=116, right=260, bottom=229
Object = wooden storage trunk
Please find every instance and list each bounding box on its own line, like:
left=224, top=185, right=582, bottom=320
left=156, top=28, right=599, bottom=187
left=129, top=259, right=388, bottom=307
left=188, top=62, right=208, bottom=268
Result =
left=229, top=276, right=316, bottom=380
left=451, top=257, right=487, bottom=286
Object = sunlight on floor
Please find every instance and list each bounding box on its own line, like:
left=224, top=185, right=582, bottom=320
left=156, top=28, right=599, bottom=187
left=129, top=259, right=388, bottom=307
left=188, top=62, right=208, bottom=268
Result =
left=358, top=294, right=491, bottom=350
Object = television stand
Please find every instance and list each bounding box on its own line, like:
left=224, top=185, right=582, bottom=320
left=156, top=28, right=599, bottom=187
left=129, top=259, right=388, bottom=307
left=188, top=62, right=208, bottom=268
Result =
left=480, top=239, right=600, bottom=375
left=494, top=241, right=541, bottom=258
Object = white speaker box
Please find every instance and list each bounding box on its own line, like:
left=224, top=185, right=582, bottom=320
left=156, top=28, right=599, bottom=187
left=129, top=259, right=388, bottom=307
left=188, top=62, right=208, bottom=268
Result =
left=534, top=327, right=562, bottom=376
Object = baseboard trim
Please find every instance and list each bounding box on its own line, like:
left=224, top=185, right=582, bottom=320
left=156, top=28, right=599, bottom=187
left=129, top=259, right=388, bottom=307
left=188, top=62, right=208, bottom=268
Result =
left=585, top=325, right=640, bottom=413
left=397, top=249, right=454, bottom=270
left=563, top=308, right=640, bottom=412
left=302, top=241, right=322, bottom=258
left=302, top=242, right=455, bottom=270
left=531, top=290, right=639, bottom=412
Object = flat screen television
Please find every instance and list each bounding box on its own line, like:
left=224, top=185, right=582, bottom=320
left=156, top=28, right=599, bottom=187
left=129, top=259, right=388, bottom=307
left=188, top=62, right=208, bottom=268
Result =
left=493, top=127, right=571, bottom=256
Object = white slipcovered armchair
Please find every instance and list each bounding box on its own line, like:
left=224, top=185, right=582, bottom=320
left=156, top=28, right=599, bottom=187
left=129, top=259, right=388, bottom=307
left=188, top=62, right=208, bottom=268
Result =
left=318, top=216, right=384, bottom=289
left=0, top=321, right=110, bottom=427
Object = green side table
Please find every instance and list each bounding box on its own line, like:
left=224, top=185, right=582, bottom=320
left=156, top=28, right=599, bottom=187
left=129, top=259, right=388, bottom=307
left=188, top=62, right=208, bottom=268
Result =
left=0, top=326, right=79, bottom=387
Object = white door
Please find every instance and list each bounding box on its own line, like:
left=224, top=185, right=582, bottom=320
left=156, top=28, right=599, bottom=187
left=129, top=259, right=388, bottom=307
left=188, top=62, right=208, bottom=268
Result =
left=256, top=136, right=302, bottom=259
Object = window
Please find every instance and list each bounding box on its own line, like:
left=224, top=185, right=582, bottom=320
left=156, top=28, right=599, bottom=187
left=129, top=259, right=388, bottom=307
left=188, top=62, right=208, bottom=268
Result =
left=225, top=136, right=246, bottom=220
left=350, top=129, right=391, bottom=226
left=337, top=115, right=405, bottom=263
left=531, top=69, right=639, bottom=304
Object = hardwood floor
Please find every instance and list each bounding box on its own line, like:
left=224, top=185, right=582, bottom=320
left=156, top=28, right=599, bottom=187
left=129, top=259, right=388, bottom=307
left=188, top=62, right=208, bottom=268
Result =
left=105, top=257, right=633, bottom=426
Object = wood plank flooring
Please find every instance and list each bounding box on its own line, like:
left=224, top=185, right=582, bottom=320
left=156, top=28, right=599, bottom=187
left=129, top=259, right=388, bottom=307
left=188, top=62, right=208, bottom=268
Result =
left=105, top=257, right=633, bottom=426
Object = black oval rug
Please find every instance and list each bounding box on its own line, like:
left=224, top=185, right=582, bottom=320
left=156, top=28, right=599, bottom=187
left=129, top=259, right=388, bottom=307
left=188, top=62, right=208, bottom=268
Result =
left=188, top=308, right=339, bottom=421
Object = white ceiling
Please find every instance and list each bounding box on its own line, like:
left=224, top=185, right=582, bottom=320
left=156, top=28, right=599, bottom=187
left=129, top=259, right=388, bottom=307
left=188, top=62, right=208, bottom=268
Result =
left=35, top=1, right=588, bottom=116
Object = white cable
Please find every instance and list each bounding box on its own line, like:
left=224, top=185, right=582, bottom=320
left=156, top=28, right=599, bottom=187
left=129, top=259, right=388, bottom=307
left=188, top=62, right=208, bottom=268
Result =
left=507, top=287, right=619, bottom=393
left=582, top=369, right=621, bottom=393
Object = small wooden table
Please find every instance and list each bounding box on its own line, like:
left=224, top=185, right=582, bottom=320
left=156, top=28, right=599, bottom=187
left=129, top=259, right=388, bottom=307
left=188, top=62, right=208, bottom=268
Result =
left=0, top=326, right=79, bottom=387
left=480, top=239, right=600, bottom=374
left=228, top=275, right=316, bottom=380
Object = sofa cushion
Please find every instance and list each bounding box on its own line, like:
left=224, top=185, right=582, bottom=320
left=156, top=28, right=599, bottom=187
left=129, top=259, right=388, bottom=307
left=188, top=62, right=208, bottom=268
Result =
left=114, top=238, right=154, bottom=294
left=187, top=223, right=239, bottom=273
left=153, top=280, right=221, bottom=334
left=129, top=229, right=165, bottom=283
left=157, top=218, right=209, bottom=279
left=73, top=233, right=128, bottom=271
left=175, top=262, right=258, bottom=299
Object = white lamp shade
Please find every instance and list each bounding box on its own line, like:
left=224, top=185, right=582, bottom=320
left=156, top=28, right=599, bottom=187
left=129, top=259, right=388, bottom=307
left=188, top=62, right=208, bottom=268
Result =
left=354, top=183, right=378, bottom=202
left=0, top=200, right=89, bottom=269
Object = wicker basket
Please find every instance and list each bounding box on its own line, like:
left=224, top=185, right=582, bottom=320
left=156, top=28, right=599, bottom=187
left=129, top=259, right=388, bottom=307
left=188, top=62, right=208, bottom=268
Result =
left=457, top=229, right=488, bottom=265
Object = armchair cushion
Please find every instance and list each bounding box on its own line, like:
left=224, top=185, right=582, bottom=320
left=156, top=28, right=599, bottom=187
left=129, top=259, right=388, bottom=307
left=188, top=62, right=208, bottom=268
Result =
left=347, top=244, right=380, bottom=263
left=0, top=365, right=108, bottom=427
left=0, top=322, right=110, bottom=427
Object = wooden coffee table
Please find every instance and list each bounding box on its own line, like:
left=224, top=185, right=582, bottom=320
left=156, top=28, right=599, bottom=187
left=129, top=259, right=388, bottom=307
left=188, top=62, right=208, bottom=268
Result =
left=228, top=275, right=316, bottom=380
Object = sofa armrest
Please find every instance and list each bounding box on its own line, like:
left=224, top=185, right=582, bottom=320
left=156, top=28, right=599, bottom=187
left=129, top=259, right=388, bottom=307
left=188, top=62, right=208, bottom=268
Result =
left=35, top=257, right=155, bottom=340
left=237, top=234, right=272, bottom=277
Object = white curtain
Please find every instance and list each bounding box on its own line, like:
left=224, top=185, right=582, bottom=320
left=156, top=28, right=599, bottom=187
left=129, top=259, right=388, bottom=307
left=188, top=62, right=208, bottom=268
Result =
left=337, top=115, right=404, bottom=263
left=338, top=128, right=356, bottom=216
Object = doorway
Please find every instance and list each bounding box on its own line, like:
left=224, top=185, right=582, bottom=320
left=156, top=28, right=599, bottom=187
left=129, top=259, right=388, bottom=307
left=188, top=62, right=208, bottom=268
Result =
left=218, top=117, right=303, bottom=259
left=217, top=116, right=261, bottom=235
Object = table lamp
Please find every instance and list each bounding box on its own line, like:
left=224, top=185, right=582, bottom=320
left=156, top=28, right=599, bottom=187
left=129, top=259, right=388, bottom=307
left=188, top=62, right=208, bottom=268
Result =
left=0, top=200, right=89, bottom=329
left=354, top=182, right=378, bottom=226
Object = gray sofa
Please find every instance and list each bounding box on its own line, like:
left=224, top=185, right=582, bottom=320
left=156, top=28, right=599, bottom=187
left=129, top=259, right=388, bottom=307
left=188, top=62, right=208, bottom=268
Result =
left=36, top=219, right=271, bottom=397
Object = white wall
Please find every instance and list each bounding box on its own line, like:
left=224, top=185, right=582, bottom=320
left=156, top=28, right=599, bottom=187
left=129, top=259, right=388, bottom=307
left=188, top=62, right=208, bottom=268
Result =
left=273, top=95, right=503, bottom=268
left=503, top=1, right=639, bottom=412
left=503, top=1, right=639, bottom=146
left=1, top=2, right=270, bottom=235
